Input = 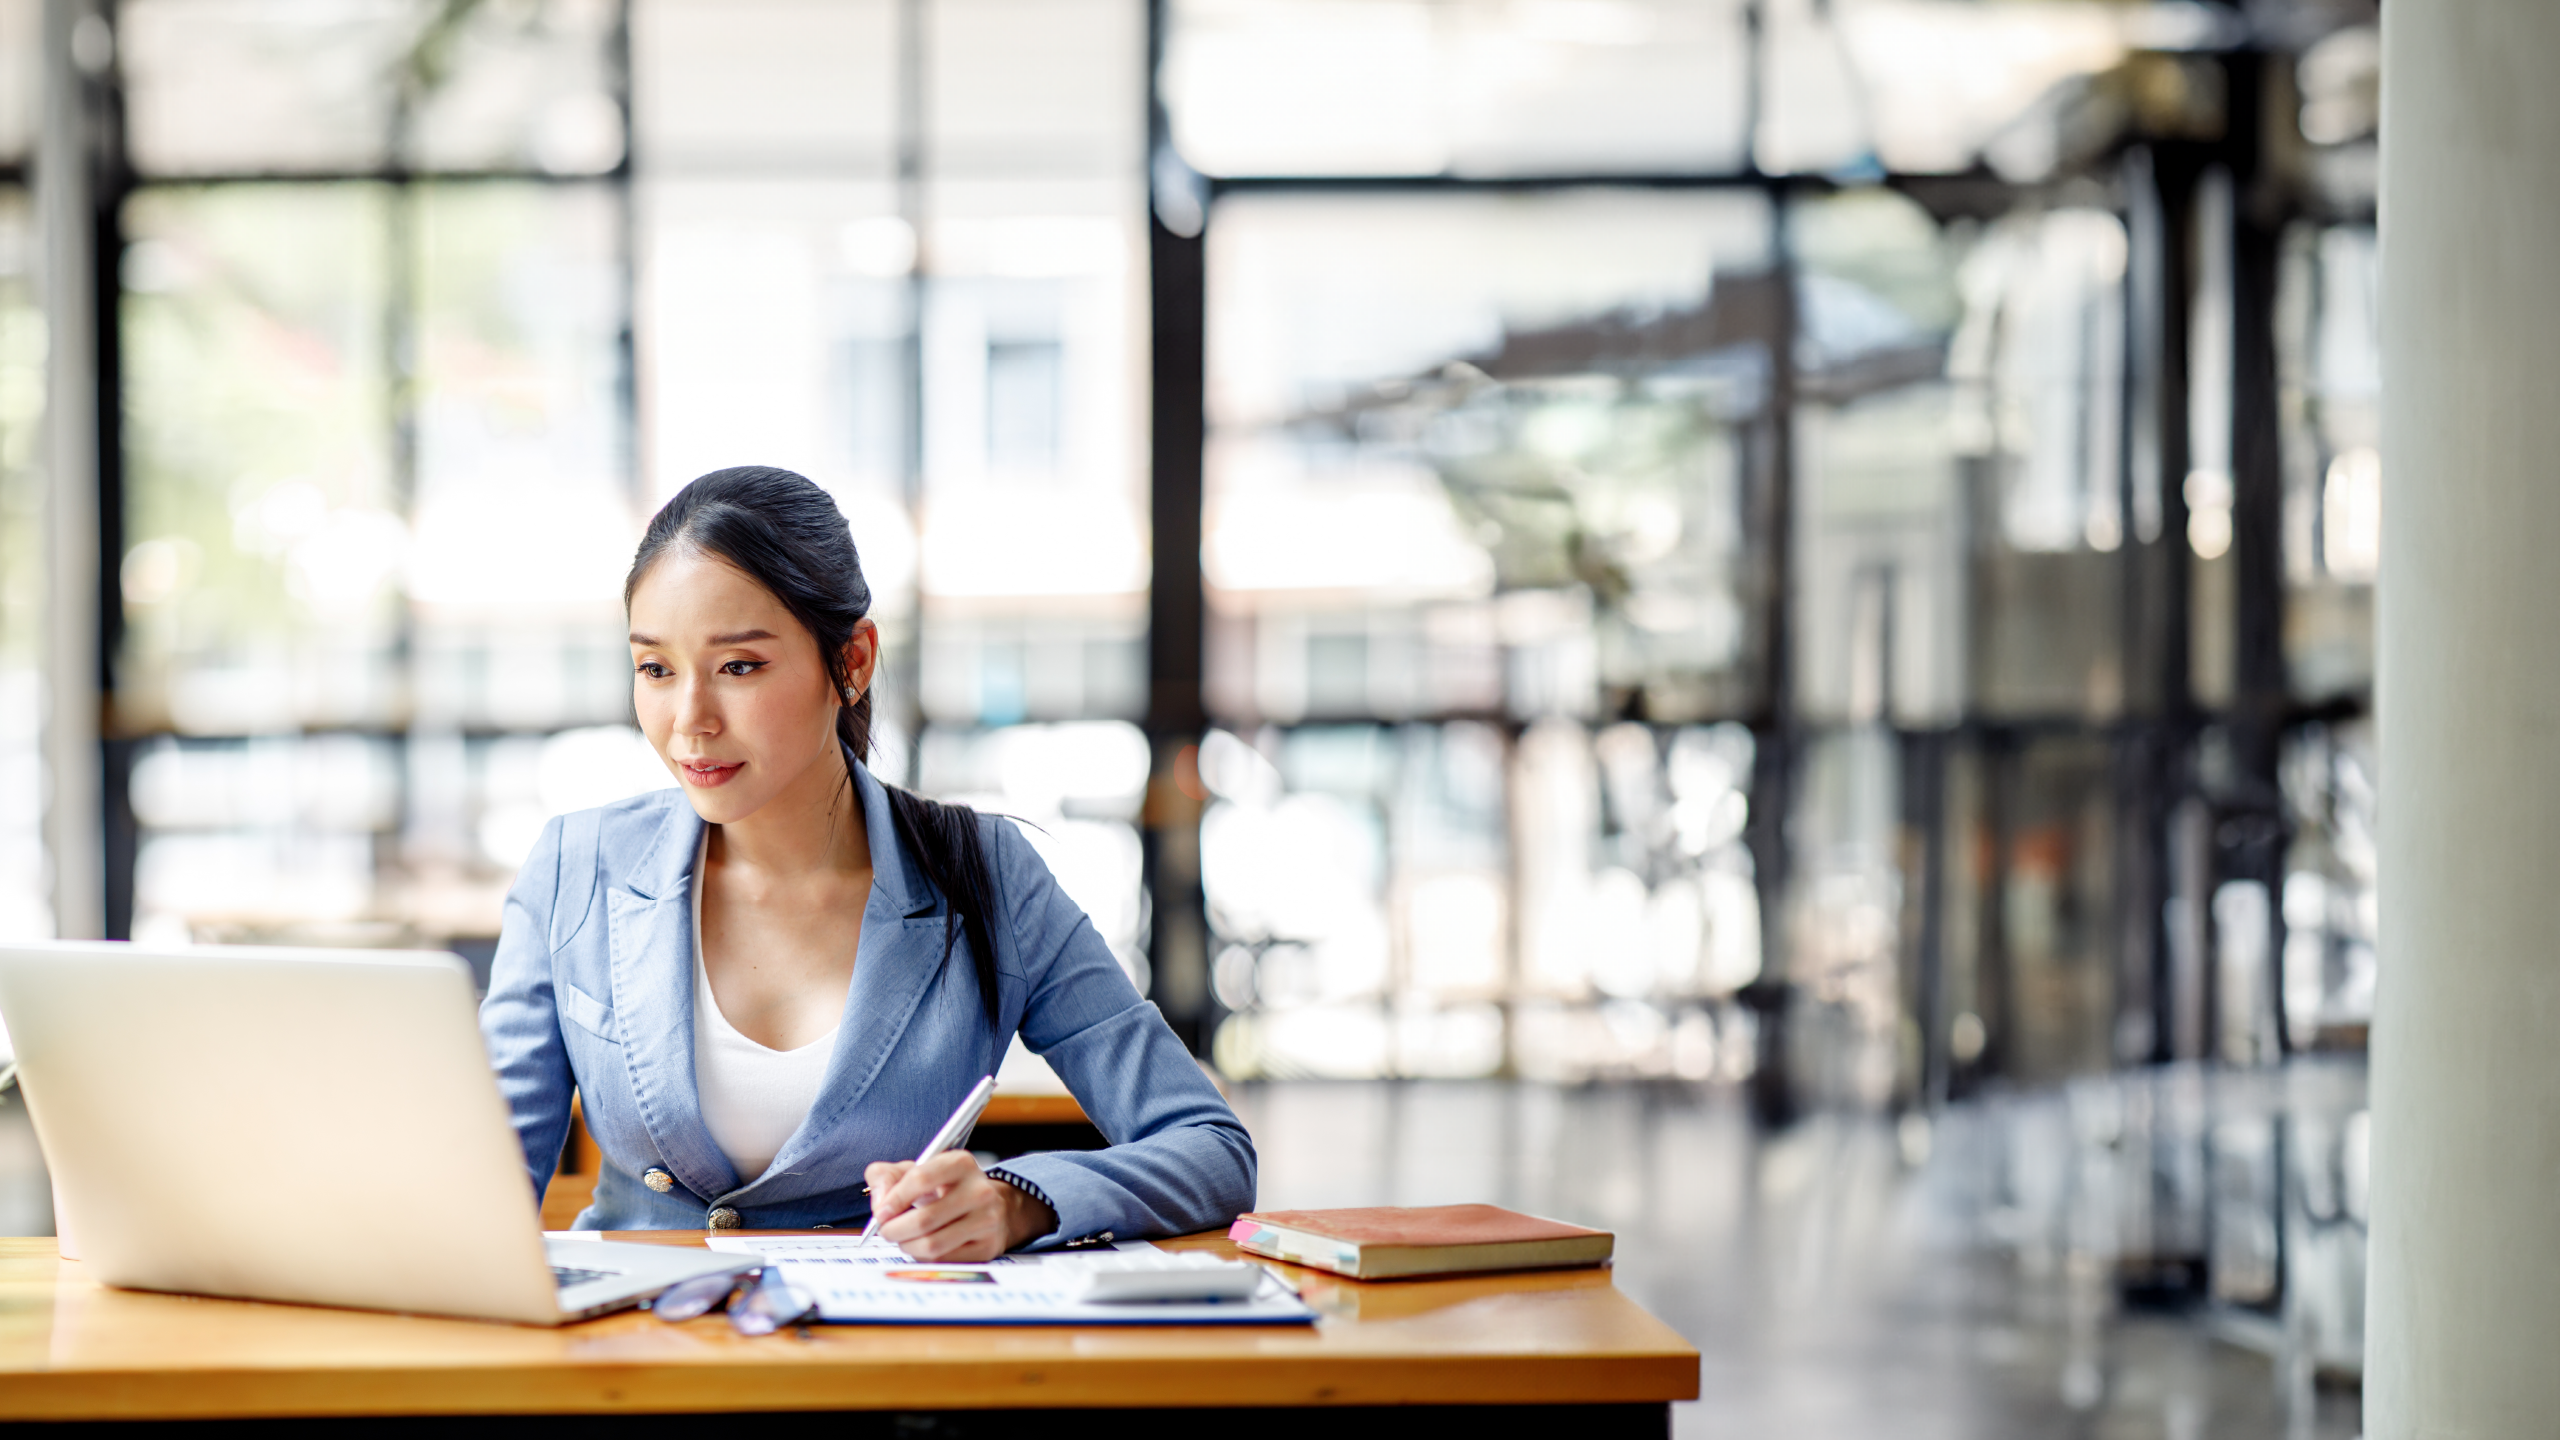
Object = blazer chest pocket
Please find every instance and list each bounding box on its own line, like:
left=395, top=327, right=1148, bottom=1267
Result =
left=559, top=981, right=620, bottom=1044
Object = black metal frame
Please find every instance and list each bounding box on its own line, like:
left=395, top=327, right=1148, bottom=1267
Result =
left=1134, top=10, right=2335, bottom=1137
left=69, top=0, right=135, bottom=942
left=0, top=0, right=2382, bottom=1371
left=1141, top=0, right=1212, bottom=1049
left=73, top=0, right=641, bottom=940
left=56, top=1, right=2350, bottom=1316
left=1135, top=0, right=1845, bottom=1070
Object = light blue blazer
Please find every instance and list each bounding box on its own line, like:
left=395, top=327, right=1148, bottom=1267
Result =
left=478, top=755, right=1255, bottom=1243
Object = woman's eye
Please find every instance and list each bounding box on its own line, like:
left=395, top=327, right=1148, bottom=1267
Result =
left=635, top=661, right=669, bottom=679
left=720, top=660, right=764, bottom=677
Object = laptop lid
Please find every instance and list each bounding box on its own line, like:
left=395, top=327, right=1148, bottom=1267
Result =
left=0, top=941, right=563, bottom=1325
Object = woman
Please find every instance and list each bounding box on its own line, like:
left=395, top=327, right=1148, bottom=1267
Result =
left=480, top=466, right=1254, bottom=1258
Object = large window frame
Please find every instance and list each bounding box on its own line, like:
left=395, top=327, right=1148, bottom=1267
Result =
left=1137, top=2, right=2355, bottom=1108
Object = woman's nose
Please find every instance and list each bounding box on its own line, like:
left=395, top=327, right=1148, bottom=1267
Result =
left=673, top=675, right=719, bottom=735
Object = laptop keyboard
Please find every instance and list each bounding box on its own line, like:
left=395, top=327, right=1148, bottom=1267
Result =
left=551, top=1265, right=616, bottom=1289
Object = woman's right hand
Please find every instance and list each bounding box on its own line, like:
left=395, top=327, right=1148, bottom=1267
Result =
left=865, top=1152, right=1057, bottom=1261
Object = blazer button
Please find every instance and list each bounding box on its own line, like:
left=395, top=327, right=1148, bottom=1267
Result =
left=643, top=1168, right=675, bottom=1194
left=707, top=1207, right=742, bottom=1230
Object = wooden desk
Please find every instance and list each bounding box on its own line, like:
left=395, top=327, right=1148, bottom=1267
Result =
left=0, top=1232, right=1698, bottom=1432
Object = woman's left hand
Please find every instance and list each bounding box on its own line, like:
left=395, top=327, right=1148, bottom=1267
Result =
left=864, top=1152, right=1058, bottom=1261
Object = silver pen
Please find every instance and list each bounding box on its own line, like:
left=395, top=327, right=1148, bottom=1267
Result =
left=858, top=1073, right=1000, bottom=1245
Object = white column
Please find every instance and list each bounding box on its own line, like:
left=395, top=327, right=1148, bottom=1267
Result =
left=35, top=0, right=102, bottom=940
left=2367, top=1, right=2560, bottom=1434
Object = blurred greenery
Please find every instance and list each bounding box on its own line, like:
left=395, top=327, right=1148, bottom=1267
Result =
left=119, top=184, right=397, bottom=726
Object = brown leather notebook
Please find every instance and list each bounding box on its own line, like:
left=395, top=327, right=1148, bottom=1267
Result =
left=1227, top=1204, right=1614, bottom=1280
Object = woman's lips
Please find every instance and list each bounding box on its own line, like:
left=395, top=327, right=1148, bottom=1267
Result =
left=678, top=759, right=744, bottom=787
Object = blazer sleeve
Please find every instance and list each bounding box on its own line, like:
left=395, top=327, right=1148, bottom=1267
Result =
left=478, top=814, right=578, bottom=1200
left=983, top=820, right=1258, bottom=1247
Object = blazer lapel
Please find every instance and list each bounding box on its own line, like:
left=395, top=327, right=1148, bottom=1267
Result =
left=603, top=800, right=740, bottom=1202
left=746, top=756, right=951, bottom=1191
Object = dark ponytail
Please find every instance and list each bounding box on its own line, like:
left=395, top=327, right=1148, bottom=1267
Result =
left=626, top=466, right=1004, bottom=1028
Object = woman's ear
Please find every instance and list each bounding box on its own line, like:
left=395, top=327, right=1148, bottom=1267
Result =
left=840, top=618, right=883, bottom=701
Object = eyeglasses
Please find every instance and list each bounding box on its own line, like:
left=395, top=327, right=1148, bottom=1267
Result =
left=647, top=1265, right=820, bottom=1337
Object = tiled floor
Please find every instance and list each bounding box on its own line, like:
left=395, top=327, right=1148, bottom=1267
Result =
left=0, top=1081, right=2358, bottom=1436
left=1228, top=1082, right=2363, bottom=1440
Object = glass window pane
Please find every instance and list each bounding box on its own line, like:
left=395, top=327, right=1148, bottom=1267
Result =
left=1164, top=0, right=2159, bottom=183
left=1829, top=0, right=2139, bottom=178
left=409, top=180, right=634, bottom=732
left=1993, top=735, right=2117, bottom=1083
left=916, top=180, right=1147, bottom=621
left=1204, top=189, right=1770, bottom=726
left=1165, top=0, right=1749, bottom=178
left=914, top=719, right=1151, bottom=983
left=634, top=0, right=897, bottom=173
left=1207, top=716, right=1760, bottom=1082
left=1931, top=732, right=2126, bottom=1089
left=123, top=0, right=407, bottom=175
left=0, top=0, right=38, bottom=167
left=641, top=0, right=1149, bottom=735
left=119, top=183, right=397, bottom=734
left=918, top=1, right=1148, bottom=709
left=2279, top=720, right=2375, bottom=1049
left=123, top=178, right=644, bottom=944
left=641, top=177, right=901, bottom=496
left=1934, top=202, right=2130, bottom=721
left=930, top=0, right=1141, bottom=177
left=129, top=732, right=401, bottom=943
left=408, top=0, right=624, bottom=174
left=1792, top=188, right=1969, bottom=727
left=2278, top=221, right=2377, bottom=702
left=122, top=0, right=620, bottom=178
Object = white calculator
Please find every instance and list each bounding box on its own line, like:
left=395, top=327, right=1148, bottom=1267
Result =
left=1067, top=1249, right=1271, bottom=1304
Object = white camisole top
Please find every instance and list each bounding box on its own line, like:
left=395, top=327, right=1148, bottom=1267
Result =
left=691, top=829, right=844, bottom=1181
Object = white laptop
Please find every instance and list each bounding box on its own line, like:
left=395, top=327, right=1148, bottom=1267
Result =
left=0, top=941, right=755, bottom=1325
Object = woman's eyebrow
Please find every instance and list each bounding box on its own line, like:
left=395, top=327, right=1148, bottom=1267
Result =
left=625, top=629, right=776, bottom=646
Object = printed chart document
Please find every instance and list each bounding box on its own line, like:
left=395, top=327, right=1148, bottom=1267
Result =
left=705, top=1235, right=1317, bottom=1326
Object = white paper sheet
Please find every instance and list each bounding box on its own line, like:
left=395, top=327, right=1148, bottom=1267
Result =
left=704, top=1235, right=1315, bottom=1326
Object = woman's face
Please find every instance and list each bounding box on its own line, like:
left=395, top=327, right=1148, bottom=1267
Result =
left=626, top=548, right=876, bottom=826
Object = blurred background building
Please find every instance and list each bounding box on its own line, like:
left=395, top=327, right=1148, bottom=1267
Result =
left=0, top=0, right=2388, bottom=1429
